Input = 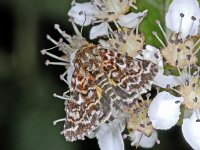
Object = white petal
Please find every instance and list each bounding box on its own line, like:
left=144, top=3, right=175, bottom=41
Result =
left=118, top=10, right=148, bottom=28
left=129, top=130, right=159, bottom=148
left=90, top=22, right=109, bottom=39
left=98, top=39, right=111, bottom=49
left=148, top=91, right=183, bottom=130
left=95, top=120, right=124, bottom=150
left=154, top=72, right=182, bottom=88
left=67, top=50, right=77, bottom=87
left=182, top=111, right=200, bottom=149
left=129, top=130, right=143, bottom=147
left=70, top=50, right=76, bottom=66
left=67, top=66, right=74, bottom=87
left=165, top=0, right=200, bottom=38
left=139, top=130, right=159, bottom=148
left=178, top=68, right=192, bottom=84
left=68, top=2, right=98, bottom=26
left=138, top=45, right=163, bottom=72
left=87, top=132, right=96, bottom=139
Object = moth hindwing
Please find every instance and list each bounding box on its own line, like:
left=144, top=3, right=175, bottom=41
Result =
left=62, top=43, right=158, bottom=141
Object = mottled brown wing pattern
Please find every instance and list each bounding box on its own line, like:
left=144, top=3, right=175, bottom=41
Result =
left=62, top=43, right=158, bottom=141
left=62, top=67, right=103, bottom=141
left=97, top=47, right=158, bottom=100
left=62, top=44, right=122, bottom=141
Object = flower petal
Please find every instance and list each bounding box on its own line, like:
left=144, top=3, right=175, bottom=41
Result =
left=129, top=130, right=143, bottom=147
left=118, top=10, right=148, bottom=28
left=182, top=110, right=200, bottom=149
left=98, top=39, right=111, bottom=49
left=87, top=132, right=96, bottom=139
left=154, top=72, right=182, bottom=88
left=165, top=0, right=200, bottom=38
left=68, top=2, right=98, bottom=26
left=139, top=130, right=159, bottom=148
left=148, top=91, right=183, bottom=130
left=90, top=22, right=109, bottom=39
left=129, top=130, right=159, bottom=148
left=137, top=45, right=163, bottom=72
left=95, top=120, right=124, bottom=150
left=67, top=66, right=74, bottom=87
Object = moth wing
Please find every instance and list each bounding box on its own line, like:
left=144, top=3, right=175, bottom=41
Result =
left=62, top=67, right=112, bottom=141
left=98, top=48, right=158, bottom=100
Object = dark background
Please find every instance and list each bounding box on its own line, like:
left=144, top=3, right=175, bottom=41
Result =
left=0, top=0, right=194, bottom=149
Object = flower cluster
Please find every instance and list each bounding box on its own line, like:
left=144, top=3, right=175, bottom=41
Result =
left=148, top=0, right=200, bottom=149
left=68, top=0, right=146, bottom=39
left=41, top=0, right=200, bottom=149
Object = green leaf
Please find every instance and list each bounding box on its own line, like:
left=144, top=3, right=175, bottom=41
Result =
left=137, top=0, right=166, bottom=48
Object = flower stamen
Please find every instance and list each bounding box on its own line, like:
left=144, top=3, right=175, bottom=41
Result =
left=195, top=109, right=200, bottom=120
left=178, top=13, right=184, bottom=35
left=193, top=42, right=200, bottom=55
left=113, top=20, right=122, bottom=31
left=47, top=34, right=58, bottom=45
left=60, top=74, right=69, bottom=84
left=129, top=1, right=137, bottom=10
left=41, top=49, right=69, bottom=62
left=152, top=31, right=166, bottom=48
left=166, top=84, right=182, bottom=95
left=175, top=48, right=182, bottom=76
left=53, top=118, right=66, bottom=125
left=45, top=60, right=69, bottom=66
left=54, top=24, right=71, bottom=40
left=71, top=21, right=83, bottom=39
left=53, top=93, right=69, bottom=100
left=156, top=20, right=169, bottom=44
left=188, top=16, right=196, bottom=37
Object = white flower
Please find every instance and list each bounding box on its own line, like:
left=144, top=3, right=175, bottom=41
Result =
left=138, top=130, right=159, bottom=148
left=182, top=110, right=200, bottom=149
left=148, top=91, right=183, bottom=130
left=95, top=120, right=125, bottom=150
left=153, top=73, right=182, bottom=88
left=41, top=23, right=86, bottom=89
left=155, top=3, right=200, bottom=69
left=165, top=0, right=200, bottom=38
left=90, top=22, right=109, bottom=39
left=68, top=2, right=98, bottom=26
left=136, top=45, right=163, bottom=72
left=129, top=130, right=159, bottom=148
left=66, top=66, right=74, bottom=87
left=118, top=10, right=148, bottom=28
left=102, top=28, right=145, bottom=58
left=68, top=0, right=147, bottom=39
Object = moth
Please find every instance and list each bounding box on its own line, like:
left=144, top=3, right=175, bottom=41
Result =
left=42, top=24, right=158, bottom=142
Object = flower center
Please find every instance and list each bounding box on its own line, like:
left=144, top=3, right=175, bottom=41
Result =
left=95, top=0, right=131, bottom=21
left=181, top=77, right=200, bottom=109
left=108, top=29, right=144, bottom=57
left=161, top=37, right=197, bottom=68
left=124, top=98, right=153, bottom=137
